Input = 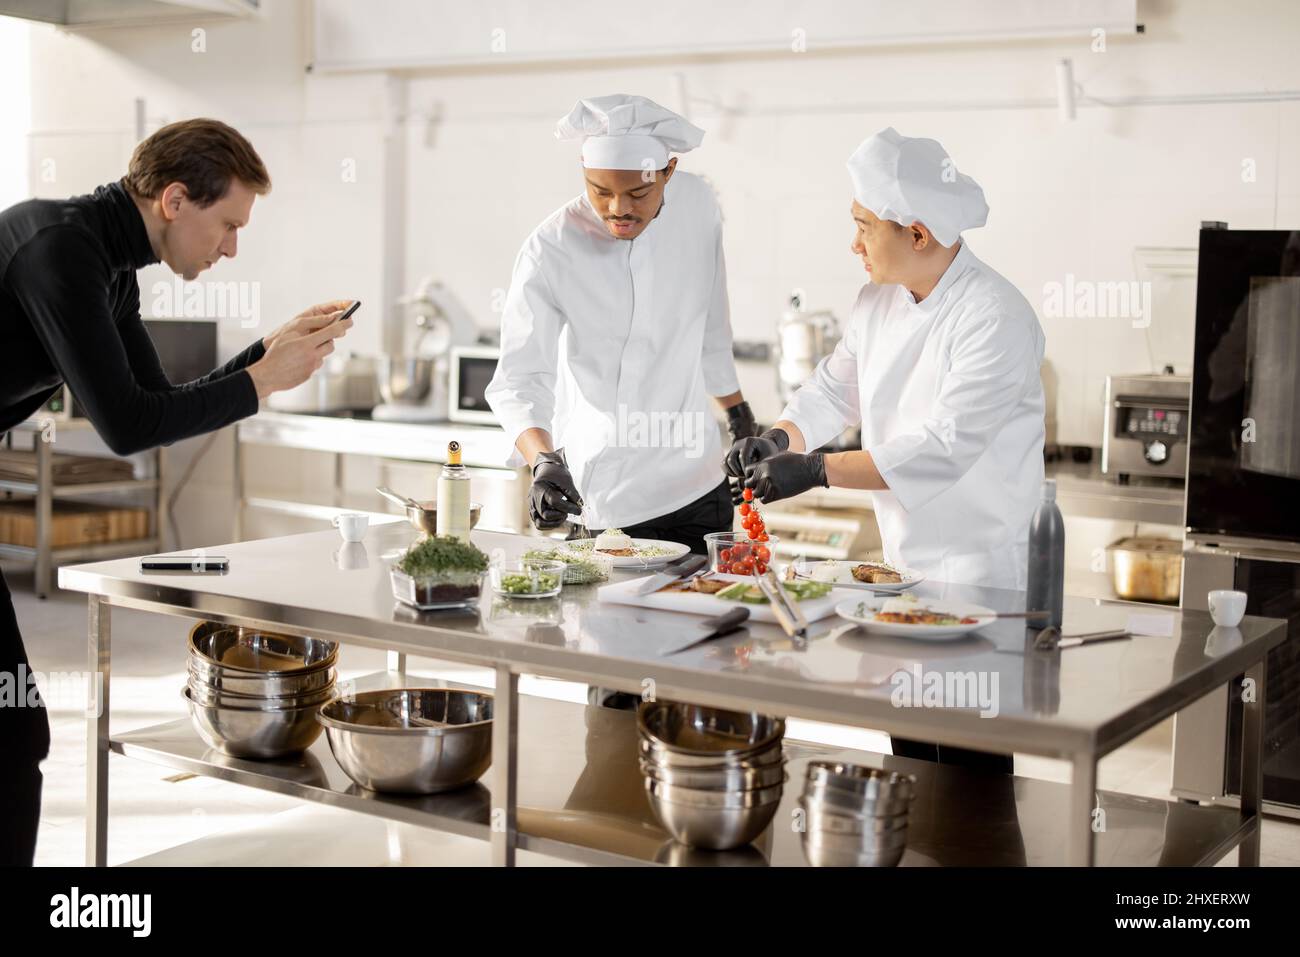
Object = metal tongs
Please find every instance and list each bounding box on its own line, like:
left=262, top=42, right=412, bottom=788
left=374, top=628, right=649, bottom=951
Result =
left=753, top=567, right=809, bottom=640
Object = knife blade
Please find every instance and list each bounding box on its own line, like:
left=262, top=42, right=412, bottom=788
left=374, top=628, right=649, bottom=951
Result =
left=660, top=606, right=751, bottom=656
left=633, top=553, right=708, bottom=595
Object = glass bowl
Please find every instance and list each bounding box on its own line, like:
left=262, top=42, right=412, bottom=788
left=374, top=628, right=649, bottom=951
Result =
left=390, top=566, right=485, bottom=610
left=488, top=559, right=565, bottom=599
left=703, top=532, right=779, bottom=576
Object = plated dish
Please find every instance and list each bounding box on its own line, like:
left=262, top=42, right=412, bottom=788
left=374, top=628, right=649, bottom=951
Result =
left=834, top=594, right=996, bottom=640
left=565, top=534, right=690, bottom=567
left=662, top=574, right=832, bottom=605
left=790, top=557, right=925, bottom=592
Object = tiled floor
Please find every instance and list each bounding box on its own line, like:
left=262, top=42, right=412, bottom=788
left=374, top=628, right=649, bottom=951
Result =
left=8, top=561, right=1299, bottom=867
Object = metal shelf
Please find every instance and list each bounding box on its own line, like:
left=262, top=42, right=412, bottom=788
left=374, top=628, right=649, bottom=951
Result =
left=0, top=538, right=160, bottom=563
left=0, top=477, right=158, bottom=497
left=109, top=669, right=1253, bottom=867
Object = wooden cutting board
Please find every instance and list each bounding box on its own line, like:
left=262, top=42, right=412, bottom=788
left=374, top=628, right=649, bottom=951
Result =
left=597, top=573, right=854, bottom=624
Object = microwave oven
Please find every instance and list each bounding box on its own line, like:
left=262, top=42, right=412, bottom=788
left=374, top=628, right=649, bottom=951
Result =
left=448, top=345, right=500, bottom=425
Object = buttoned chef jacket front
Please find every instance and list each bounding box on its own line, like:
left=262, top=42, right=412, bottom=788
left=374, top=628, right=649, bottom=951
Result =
left=485, top=171, right=740, bottom=530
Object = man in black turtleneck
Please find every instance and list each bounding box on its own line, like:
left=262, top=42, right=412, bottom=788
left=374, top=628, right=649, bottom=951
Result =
left=0, top=118, right=355, bottom=865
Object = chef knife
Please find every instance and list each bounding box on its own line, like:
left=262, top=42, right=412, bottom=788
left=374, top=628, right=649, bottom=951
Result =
left=633, top=553, right=708, bottom=595
left=659, top=606, right=751, bottom=656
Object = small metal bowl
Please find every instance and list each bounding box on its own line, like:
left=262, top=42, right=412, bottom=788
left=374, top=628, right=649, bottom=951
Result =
left=403, top=501, right=483, bottom=536
left=805, top=761, right=915, bottom=801
left=638, top=701, right=784, bottom=760
left=184, top=687, right=325, bottom=759
left=639, top=757, right=787, bottom=791
left=188, top=622, right=338, bottom=675
left=638, top=735, right=785, bottom=770
left=798, top=798, right=910, bottom=836
left=801, top=830, right=907, bottom=868
left=645, top=779, right=783, bottom=850
left=186, top=676, right=336, bottom=711
left=801, top=783, right=913, bottom=818
left=317, top=689, right=494, bottom=794
left=187, top=659, right=336, bottom=698
left=644, top=778, right=785, bottom=809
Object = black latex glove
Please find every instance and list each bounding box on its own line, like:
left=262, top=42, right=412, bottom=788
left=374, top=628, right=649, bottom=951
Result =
left=744, top=450, right=828, bottom=504
left=529, top=449, right=583, bottom=530
left=724, top=426, right=789, bottom=482
left=724, top=401, right=761, bottom=505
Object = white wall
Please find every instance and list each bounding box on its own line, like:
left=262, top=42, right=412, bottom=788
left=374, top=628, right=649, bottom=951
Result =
left=18, top=0, right=1300, bottom=544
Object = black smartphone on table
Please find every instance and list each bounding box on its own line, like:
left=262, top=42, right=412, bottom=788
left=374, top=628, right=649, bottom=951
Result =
left=140, top=555, right=229, bottom=573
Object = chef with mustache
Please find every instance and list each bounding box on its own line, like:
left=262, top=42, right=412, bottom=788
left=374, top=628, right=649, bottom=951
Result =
left=486, top=94, right=755, bottom=556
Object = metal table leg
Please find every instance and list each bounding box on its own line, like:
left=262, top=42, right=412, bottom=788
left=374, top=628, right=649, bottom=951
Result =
left=490, top=664, right=519, bottom=866
left=1239, top=659, right=1267, bottom=866
left=86, top=595, right=111, bottom=866
left=35, top=425, right=52, bottom=599
left=232, top=431, right=244, bottom=542
left=1067, top=751, right=1098, bottom=866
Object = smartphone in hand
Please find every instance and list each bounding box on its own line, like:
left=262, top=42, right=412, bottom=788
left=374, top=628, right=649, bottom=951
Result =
left=332, top=300, right=360, bottom=325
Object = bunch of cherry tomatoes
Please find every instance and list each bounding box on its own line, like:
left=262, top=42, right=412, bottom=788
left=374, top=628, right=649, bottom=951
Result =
left=716, top=487, right=772, bottom=575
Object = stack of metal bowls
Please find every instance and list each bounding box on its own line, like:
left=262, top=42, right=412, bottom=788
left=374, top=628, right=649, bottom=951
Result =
left=638, top=701, right=786, bottom=851
left=317, top=688, right=494, bottom=794
left=798, top=761, right=915, bottom=867
left=185, top=622, right=338, bottom=759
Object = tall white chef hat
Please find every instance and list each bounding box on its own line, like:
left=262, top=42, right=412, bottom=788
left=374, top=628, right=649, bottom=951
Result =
left=847, top=127, right=988, bottom=247
left=555, top=94, right=705, bottom=171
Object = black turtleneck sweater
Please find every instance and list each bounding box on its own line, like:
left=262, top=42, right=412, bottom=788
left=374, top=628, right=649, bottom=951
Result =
left=0, top=180, right=264, bottom=455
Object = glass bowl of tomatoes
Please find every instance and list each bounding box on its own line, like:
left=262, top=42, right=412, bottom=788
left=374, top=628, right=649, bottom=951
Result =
left=704, top=532, right=779, bottom=576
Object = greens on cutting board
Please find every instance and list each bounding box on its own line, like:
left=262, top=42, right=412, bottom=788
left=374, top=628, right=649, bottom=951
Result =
left=716, top=579, right=832, bottom=604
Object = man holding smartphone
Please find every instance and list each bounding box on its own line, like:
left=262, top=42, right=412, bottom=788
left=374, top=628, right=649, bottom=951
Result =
left=0, top=118, right=356, bottom=865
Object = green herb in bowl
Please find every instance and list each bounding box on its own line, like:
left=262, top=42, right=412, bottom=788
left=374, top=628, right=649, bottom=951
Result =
left=396, top=535, right=489, bottom=579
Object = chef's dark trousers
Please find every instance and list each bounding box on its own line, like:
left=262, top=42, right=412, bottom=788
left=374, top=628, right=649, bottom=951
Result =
left=585, top=480, right=733, bottom=710
left=890, top=736, right=1014, bottom=774
left=0, top=568, right=49, bottom=866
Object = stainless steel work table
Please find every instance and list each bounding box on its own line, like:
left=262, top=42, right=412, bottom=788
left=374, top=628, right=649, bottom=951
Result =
left=59, top=523, right=1285, bottom=867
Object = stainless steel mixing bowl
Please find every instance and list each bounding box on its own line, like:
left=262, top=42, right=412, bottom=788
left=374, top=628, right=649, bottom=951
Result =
left=805, top=761, right=915, bottom=801
left=185, top=676, right=336, bottom=711
left=184, top=687, right=325, bottom=759
left=638, top=701, right=784, bottom=761
left=317, top=688, right=494, bottom=794
left=644, top=778, right=783, bottom=850
left=378, top=356, right=434, bottom=405
left=188, top=621, right=338, bottom=675
left=639, top=757, right=787, bottom=791
left=187, top=659, right=337, bottom=697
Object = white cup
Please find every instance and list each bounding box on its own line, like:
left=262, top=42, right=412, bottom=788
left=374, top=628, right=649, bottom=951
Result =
left=1208, top=589, right=1247, bottom=628
left=333, top=512, right=369, bottom=543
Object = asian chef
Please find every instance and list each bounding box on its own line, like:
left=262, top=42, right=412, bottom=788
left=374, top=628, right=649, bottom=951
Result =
left=485, top=94, right=756, bottom=553
left=724, top=128, right=1046, bottom=770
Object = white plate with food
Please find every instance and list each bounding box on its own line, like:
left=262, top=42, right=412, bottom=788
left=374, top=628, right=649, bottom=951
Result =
left=791, top=557, right=924, bottom=593
left=834, top=594, right=996, bottom=641
left=564, top=530, right=691, bottom=568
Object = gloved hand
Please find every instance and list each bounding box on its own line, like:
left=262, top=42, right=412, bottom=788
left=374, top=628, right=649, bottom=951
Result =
left=724, top=426, right=789, bottom=485
left=724, top=401, right=760, bottom=505
left=529, top=449, right=583, bottom=530
left=744, top=451, right=828, bottom=504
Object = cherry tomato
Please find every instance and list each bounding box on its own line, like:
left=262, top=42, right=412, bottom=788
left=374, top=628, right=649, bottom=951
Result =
left=757, top=533, right=769, bottom=543
left=755, top=561, right=768, bottom=575
left=741, top=515, right=754, bottom=530
left=720, top=548, right=732, bottom=562
left=733, top=544, right=749, bottom=559
left=738, top=503, right=751, bottom=517
left=747, top=527, right=759, bottom=540
left=756, top=546, right=770, bottom=562
left=742, top=487, right=754, bottom=502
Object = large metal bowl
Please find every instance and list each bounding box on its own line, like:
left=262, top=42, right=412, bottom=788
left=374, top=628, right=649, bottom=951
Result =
left=184, top=687, right=325, bottom=759
left=638, top=701, right=784, bottom=761
left=639, top=757, right=787, bottom=791
left=187, top=659, right=337, bottom=697
left=378, top=356, right=434, bottom=405
left=645, top=779, right=783, bottom=850
left=186, top=676, right=336, bottom=711
left=188, top=622, right=338, bottom=675
left=317, top=689, right=494, bottom=794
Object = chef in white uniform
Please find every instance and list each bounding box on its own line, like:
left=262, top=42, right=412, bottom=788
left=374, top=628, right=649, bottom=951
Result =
left=726, top=127, right=1046, bottom=592
left=486, top=94, right=756, bottom=551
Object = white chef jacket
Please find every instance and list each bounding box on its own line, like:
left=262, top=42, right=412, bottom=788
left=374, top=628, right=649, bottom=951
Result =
left=485, top=171, right=740, bottom=529
left=781, top=242, right=1045, bottom=590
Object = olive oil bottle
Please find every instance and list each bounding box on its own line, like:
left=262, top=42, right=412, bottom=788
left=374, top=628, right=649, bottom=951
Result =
left=436, top=441, right=472, bottom=541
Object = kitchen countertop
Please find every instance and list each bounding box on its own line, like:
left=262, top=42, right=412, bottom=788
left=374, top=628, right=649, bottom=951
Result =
left=60, top=522, right=1281, bottom=758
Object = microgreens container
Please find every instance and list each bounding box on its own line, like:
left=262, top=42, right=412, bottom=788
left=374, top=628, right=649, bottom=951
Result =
left=488, top=558, right=565, bottom=599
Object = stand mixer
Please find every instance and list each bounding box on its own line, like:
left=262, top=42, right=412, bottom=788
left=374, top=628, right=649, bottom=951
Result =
left=374, top=277, right=479, bottom=422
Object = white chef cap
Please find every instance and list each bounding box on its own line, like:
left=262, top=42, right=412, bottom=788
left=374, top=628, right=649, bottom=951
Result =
left=555, top=94, right=705, bottom=171
left=847, top=127, right=988, bottom=247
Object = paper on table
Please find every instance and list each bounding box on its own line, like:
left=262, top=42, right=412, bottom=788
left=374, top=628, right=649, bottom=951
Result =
left=1125, top=612, right=1176, bottom=637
